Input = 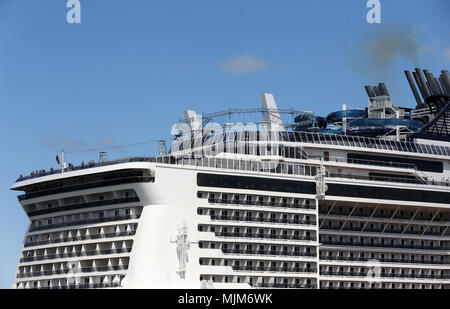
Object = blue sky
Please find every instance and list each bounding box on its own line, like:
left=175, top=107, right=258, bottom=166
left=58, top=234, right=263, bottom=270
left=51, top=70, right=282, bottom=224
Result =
left=0, top=0, right=449, bottom=288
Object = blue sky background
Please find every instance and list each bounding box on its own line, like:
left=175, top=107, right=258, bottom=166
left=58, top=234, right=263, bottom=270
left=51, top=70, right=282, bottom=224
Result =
left=0, top=0, right=449, bottom=288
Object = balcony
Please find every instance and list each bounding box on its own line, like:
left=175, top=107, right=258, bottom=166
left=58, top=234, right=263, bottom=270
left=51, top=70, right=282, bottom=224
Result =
left=221, top=248, right=316, bottom=258
left=321, top=226, right=447, bottom=237
left=232, top=266, right=317, bottom=274
left=27, top=197, right=140, bottom=217
left=210, top=215, right=315, bottom=226
left=20, top=247, right=132, bottom=263
left=320, top=255, right=448, bottom=265
left=321, top=240, right=450, bottom=251
left=214, top=232, right=316, bottom=242
left=32, top=282, right=122, bottom=289
left=17, top=264, right=129, bottom=279
left=24, top=231, right=136, bottom=248
left=319, top=211, right=450, bottom=223
left=208, top=198, right=315, bottom=210
left=320, top=271, right=450, bottom=280
left=19, top=176, right=152, bottom=201
left=29, top=214, right=140, bottom=232
left=250, top=282, right=317, bottom=289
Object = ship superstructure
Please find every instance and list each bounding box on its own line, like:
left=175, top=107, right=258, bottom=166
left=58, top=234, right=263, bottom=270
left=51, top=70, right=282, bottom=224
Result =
left=9, top=68, right=450, bottom=289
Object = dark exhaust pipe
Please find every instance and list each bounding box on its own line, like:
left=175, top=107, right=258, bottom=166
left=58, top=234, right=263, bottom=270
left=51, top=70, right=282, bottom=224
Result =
left=373, top=86, right=381, bottom=97
left=415, top=68, right=432, bottom=98
left=404, top=70, right=423, bottom=107
left=424, top=70, right=441, bottom=95
left=378, top=83, right=390, bottom=97
left=441, top=70, right=450, bottom=95
left=364, top=86, right=376, bottom=98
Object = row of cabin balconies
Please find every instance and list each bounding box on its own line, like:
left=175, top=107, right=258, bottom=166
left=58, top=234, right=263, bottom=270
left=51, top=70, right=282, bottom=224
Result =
left=23, top=189, right=139, bottom=217
left=220, top=248, right=316, bottom=258
left=17, top=257, right=129, bottom=279
left=21, top=240, right=133, bottom=263
left=199, top=241, right=316, bottom=258
left=320, top=265, right=449, bottom=280
left=16, top=265, right=129, bottom=279
left=23, top=282, right=122, bottom=289
left=29, top=207, right=142, bottom=232
left=319, top=252, right=449, bottom=266
left=199, top=208, right=315, bottom=226
left=25, top=223, right=137, bottom=247
left=206, top=197, right=316, bottom=211
left=319, top=208, right=450, bottom=223
left=27, top=197, right=140, bottom=217
left=199, top=274, right=316, bottom=288
left=320, top=239, right=449, bottom=251
left=200, top=191, right=315, bottom=208
left=320, top=281, right=446, bottom=289
left=320, top=271, right=450, bottom=280
left=321, top=214, right=450, bottom=231
left=24, top=231, right=136, bottom=248
left=15, top=274, right=124, bottom=289
left=18, top=174, right=153, bottom=201
left=320, top=232, right=448, bottom=247
left=199, top=225, right=316, bottom=242
left=20, top=248, right=132, bottom=263
left=199, top=258, right=316, bottom=274
left=320, top=220, right=449, bottom=237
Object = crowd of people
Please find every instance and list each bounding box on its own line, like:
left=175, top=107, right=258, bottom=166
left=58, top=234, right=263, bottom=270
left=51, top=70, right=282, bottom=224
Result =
left=19, top=159, right=100, bottom=180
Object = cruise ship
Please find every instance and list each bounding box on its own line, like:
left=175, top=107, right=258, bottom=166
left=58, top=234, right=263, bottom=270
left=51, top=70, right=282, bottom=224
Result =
left=10, top=68, right=450, bottom=289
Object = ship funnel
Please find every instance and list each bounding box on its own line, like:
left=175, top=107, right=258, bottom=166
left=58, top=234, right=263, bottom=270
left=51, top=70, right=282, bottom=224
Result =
left=378, top=83, right=390, bottom=97
left=415, top=68, right=432, bottom=98
left=259, top=93, right=285, bottom=132
left=404, top=70, right=423, bottom=108
left=364, top=86, right=376, bottom=98
left=183, top=110, right=202, bottom=133
left=440, top=70, right=450, bottom=95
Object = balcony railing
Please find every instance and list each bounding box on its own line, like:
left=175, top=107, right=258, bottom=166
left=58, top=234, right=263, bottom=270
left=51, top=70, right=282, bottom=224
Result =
left=17, top=264, right=129, bottom=279
left=321, top=226, right=447, bottom=237
left=319, top=211, right=450, bottom=223
left=309, top=155, right=416, bottom=170
left=24, top=231, right=136, bottom=248
left=30, top=282, right=122, bottom=289
left=232, top=266, right=317, bottom=273
left=321, top=240, right=450, bottom=251
left=210, top=215, right=316, bottom=226
left=320, top=255, right=448, bottom=265
left=16, top=153, right=448, bottom=192
left=250, top=282, right=317, bottom=289
left=29, top=214, right=140, bottom=232
left=214, top=231, right=316, bottom=242
left=18, top=177, right=152, bottom=201
left=208, top=198, right=315, bottom=210
left=16, top=157, right=156, bottom=182
left=328, top=173, right=449, bottom=186
left=27, top=197, right=140, bottom=217
left=20, top=248, right=132, bottom=263
left=320, top=271, right=450, bottom=280
left=221, top=248, right=316, bottom=257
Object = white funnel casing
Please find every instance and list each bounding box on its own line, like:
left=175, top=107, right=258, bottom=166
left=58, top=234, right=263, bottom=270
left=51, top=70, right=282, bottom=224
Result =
left=183, top=110, right=202, bottom=133
left=259, top=93, right=285, bottom=132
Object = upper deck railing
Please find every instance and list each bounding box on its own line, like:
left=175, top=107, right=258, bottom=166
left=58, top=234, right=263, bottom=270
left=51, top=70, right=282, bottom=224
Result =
left=16, top=157, right=157, bottom=182
left=291, top=132, right=450, bottom=156
left=170, top=131, right=450, bottom=162
left=13, top=154, right=450, bottom=189
left=15, top=130, right=450, bottom=183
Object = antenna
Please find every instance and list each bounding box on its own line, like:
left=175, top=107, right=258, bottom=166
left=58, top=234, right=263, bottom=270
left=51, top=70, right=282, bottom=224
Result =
left=158, top=140, right=167, bottom=156
left=99, top=152, right=107, bottom=163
